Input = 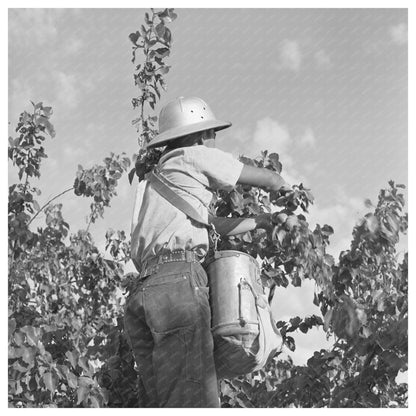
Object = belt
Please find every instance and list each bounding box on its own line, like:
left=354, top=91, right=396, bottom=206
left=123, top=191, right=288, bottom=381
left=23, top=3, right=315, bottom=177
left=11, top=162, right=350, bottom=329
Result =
left=139, top=250, right=200, bottom=279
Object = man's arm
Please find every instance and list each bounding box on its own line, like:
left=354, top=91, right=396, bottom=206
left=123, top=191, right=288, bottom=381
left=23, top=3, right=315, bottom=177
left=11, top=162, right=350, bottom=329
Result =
left=209, top=161, right=290, bottom=236
left=237, top=164, right=289, bottom=191
left=209, top=213, right=271, bottom=236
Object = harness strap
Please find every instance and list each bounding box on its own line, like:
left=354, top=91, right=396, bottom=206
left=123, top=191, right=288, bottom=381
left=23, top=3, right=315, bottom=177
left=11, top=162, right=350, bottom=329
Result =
left=148, top=170, right=220, bottom=250
left=148, top=170, right=210, bottom=227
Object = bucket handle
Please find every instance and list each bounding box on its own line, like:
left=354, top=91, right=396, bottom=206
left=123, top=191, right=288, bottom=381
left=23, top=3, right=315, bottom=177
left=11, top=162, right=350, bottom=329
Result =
left=238, top=278, right=249, bottom=327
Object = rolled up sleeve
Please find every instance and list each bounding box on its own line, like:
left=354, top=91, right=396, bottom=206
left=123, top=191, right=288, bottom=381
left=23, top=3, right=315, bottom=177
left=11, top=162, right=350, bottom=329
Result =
left=185, top=147, right=244, bottom=191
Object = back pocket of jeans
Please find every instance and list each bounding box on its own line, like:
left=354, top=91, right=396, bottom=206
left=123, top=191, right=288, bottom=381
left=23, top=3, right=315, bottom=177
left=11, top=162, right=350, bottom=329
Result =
left=144, top=273, right=198, bottom=333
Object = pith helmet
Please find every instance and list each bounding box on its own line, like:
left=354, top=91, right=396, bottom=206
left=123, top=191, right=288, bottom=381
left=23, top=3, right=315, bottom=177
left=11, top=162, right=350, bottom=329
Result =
left=146, top=96, right=231, bottom=148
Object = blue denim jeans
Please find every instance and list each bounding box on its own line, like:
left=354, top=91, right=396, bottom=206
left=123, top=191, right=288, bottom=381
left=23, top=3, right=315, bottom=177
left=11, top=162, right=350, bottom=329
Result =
left=124, top=260, right=220, bottom=408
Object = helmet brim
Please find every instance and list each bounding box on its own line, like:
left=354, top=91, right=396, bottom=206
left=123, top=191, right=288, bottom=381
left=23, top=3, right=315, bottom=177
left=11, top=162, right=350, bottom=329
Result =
left=146, top=119, right=232, bottom=149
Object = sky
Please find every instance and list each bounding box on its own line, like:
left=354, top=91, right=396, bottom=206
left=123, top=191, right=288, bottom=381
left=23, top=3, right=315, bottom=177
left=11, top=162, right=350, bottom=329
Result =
left=7, top=7, right=408, bottom=366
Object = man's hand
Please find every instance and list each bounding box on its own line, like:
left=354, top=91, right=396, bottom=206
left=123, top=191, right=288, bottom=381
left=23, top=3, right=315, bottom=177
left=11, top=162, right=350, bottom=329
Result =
left=210, top=213, right=273, bottom=236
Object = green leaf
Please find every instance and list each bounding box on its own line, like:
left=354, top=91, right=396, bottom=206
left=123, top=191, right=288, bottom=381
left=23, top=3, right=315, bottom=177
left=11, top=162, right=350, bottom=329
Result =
left=28, top=376, right=37, bottom=392
left=78, top=375, right=94, bottom=388
left=13, top=360, right=28, bottom=373
left=321, top=224, right=334, bottom=236
left=276, top=229, right=286, bottom=245
left=8, top=318, right=16, bottom=338
left=31, top=101, right=42, bottom=110
left=67, top=371, right=78, bottom=389
left=89, top=395, right=100, bottom=408
left=43, top=106, right=53, bottom=116
left=42, top=371, right=57, bottom=394
left=21, top=326, right=40, bottom=346
left=65, top=350, right=79, bottom=369
left=380, top=351, right=404, bottom=373
left=129, top=31, right=140, bottom=45
left=168, top=9, right=178, bottom=21
left=163, top=27, right=172, bottom=44
left=145, top=12, right=152, bottom=25
left=8, top=345, right=18, bottom=359
left=323, top=309, right=333, bottom=331
left=77, top=386, right=89, bottom=405
left=32, top=200, right=40, bottom=212
left=159, top=65, right=170, bottom=75
left=21, top=346, right=36, bottom=364
left=154, top=47, right=170, bottom=58
left=285, top=336, right=296, bottom=351
left=289, top=316, right=301, bottom=328
left=128, top=167, right=136, bottom=184
left=292, top=274, right=302, bottom=287
left=268, top=153, right=282, bottom=173
left=155, top=22, right=165, bottom=38
left=13, top=331, right=25, bottom=346
left=364, top=198, right=373, bottom=208
left=78, top=357, right=91, bottom=374
left=14, top=380, right=23, bottom=395
left=140, top=24, right=147, bottom=37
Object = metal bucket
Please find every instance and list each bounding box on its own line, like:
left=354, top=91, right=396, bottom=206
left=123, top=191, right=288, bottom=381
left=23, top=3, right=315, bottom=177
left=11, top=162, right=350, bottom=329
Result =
left=205, top=250, right=263, bottom=339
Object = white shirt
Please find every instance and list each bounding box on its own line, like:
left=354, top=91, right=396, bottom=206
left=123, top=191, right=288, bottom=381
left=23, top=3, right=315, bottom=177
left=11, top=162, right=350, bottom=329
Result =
left=130, top=146, right=244, bottom=271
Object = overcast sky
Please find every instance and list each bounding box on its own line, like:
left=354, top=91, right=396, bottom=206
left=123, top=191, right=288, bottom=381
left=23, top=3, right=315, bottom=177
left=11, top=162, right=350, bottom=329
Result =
left=8, top=8, right=408, bottom=365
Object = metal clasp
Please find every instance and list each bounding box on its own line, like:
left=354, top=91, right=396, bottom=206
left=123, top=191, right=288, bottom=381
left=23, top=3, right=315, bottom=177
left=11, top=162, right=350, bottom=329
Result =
left=209, top=223, right=220, bottom=252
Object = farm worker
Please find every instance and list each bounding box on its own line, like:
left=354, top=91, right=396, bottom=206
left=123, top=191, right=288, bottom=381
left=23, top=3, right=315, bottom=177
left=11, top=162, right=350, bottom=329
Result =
left=124, top=96, right=289, bottom=408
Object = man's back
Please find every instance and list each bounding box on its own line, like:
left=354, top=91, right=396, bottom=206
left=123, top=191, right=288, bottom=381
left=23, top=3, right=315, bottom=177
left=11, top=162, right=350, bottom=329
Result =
left=130, top=145, right=243, bottom=270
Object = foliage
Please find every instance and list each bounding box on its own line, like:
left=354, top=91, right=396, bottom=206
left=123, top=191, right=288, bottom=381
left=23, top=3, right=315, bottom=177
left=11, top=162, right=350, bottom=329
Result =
left=8, top=7, right=407, bottom=408
left=8, top=8, right=177, bottom=408
left=128, top=7, right=177, bottom=184
left=9, top=102, right=55, bottom=258
left=8, top=103, right=137, bottom=407
left=214, top=164, right=408, bottom=407
left=129, top=137, right=408, bottom=408
left=74, top=153, right=131, bottom=227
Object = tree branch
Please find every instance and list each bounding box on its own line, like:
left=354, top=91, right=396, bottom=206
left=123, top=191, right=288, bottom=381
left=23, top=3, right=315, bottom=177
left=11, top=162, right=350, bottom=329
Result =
left=28, top=186, right=74, bottom=226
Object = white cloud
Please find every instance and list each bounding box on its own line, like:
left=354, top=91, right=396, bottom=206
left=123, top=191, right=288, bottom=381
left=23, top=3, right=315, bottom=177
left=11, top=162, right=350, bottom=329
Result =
left=273, top=279, right=319, bottom=320
left=219, top=117, right=309, bottom=185
left=299, top=127, right=316, bottom=148
left=276, top=39, right=302, bottom=72
left=219, top=118, right=290, bottom=160
left=307, top=189, right=367, bottom=258
left=64, top=37, right=84, bottom=55
left=53, top=71, right=79, bottom=109
left=63, top=143, right=85, bottom=159
left=389, top=23, right=407, bottom=45
left=8, top=78, right=34, bottom=126
left=303, top=161, right=319, bottom=176
left=9, top=9, right=64, bottom=46
left=314, top=49, right=332, bottom=70
left=250, top=118, right=309, bottom=184
left=252, top=117, right=291, bottom=160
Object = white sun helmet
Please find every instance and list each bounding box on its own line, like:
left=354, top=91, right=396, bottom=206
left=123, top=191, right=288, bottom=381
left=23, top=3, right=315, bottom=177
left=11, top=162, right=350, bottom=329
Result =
left=146, top=96, right=231, bottom=149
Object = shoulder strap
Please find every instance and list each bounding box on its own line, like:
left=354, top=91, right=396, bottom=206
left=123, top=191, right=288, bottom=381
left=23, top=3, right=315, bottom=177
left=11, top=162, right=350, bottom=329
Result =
left=147, top=170, right=210, bottom=227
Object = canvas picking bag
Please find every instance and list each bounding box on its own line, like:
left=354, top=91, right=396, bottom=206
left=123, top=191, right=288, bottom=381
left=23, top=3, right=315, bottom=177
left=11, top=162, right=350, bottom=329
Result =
left=148, top=170, right=283, bottom=379
left=205, top=250, right=282, bottom=379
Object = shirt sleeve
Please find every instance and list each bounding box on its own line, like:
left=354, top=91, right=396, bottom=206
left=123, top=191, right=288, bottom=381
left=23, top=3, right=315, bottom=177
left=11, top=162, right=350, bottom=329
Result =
left=184, top=146, right=244, bottom=191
